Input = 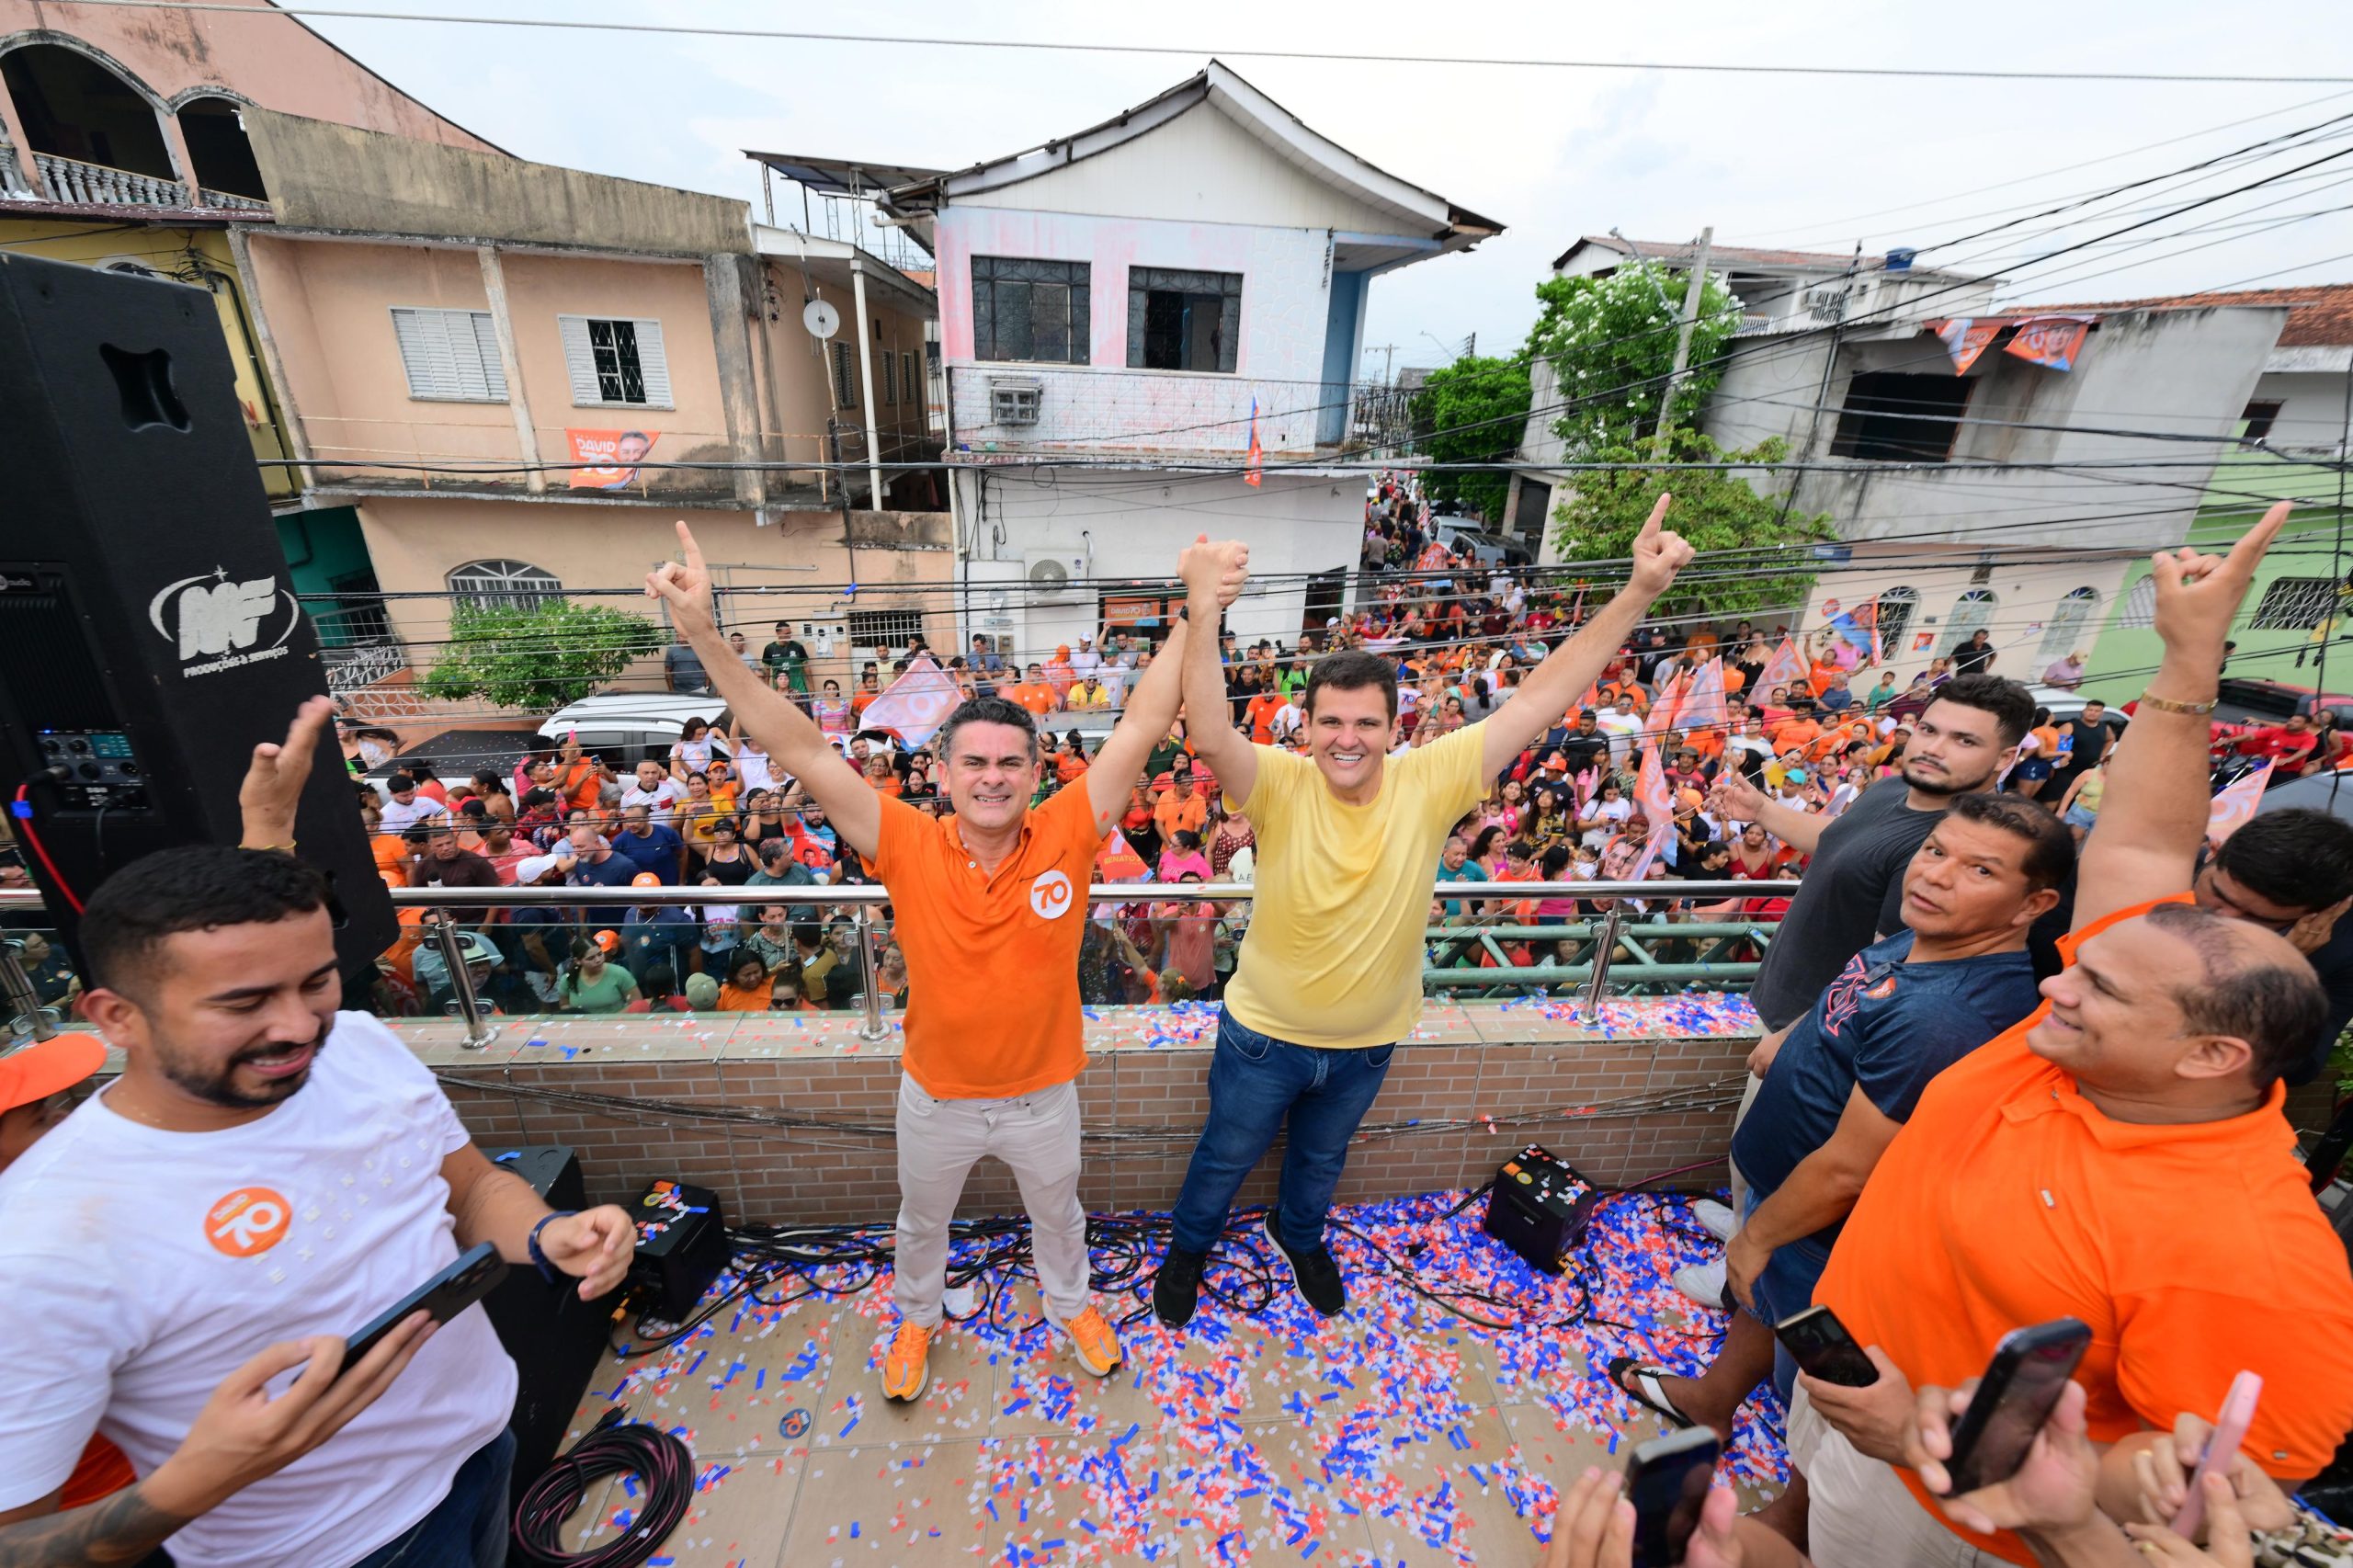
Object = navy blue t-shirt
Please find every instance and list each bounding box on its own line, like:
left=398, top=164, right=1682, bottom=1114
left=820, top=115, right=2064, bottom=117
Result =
left=609, top=824, right=685, bottom=880
left=1732, top=931, right=2041, bottom=1246
left=567, top=853, right=640, bottom=927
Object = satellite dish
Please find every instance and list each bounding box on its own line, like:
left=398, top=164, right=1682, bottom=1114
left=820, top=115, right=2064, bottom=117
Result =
left=802, top=299, right=840, bottom=340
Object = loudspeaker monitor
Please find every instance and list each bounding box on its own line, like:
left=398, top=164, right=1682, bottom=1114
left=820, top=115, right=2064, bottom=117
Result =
left=0, top=251, right=394, bottom=974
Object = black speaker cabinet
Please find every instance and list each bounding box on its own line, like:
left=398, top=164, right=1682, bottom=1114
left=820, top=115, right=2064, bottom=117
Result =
left=0, top=252, right=392, bottom=973
left=481, top=1146, right=618, bottom=1486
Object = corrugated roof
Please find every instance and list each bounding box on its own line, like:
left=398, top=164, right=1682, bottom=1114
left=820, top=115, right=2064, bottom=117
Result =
left=2015, top=282, right=2353, bottom=347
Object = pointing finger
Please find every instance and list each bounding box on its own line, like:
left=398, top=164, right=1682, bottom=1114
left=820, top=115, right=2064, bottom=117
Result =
left=1639, top=494, right=1673, bottom=540
left=674, top=518, right=706, bottom=576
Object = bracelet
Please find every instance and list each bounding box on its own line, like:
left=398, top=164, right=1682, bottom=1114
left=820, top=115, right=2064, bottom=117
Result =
left=528, top=1210, right=577, bottom=1284
left=2136, top=690, right=2218, bottom=716
left=241, top=841, right=297, bottom=854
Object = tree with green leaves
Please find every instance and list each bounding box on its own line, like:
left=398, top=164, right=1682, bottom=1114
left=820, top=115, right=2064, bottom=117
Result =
left=1410, top=353, right=1530, bottom=524
left=1552, top=434, right=1836, bottom=616
left=418, top=599, right=662, bottom=711
left=1526, top=262, right=1740, bottom=456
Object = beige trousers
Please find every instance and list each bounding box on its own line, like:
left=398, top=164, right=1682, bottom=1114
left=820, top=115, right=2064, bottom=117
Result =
left=892, top=1073, right=1089, bottom=1328
left=1787, top=1383, right=2011, bottom=1568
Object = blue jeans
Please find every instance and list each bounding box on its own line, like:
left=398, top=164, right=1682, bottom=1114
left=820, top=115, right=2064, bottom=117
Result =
left=1169, top=1012, right=1395, bottom=1255
left=1737, top=1180, right=1835, bottom=1407
left=349, top=1427, right=515, bottom=1568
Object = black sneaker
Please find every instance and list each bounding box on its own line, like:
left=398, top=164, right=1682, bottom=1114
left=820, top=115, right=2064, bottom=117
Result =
left=1262, top=1211, right=1346, bottom=1316
left=1154, top=1244, right=1206, bottom=1328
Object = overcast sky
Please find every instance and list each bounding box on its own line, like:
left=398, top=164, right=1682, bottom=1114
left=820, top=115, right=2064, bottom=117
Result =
left=300, top=0, right=2353, bottom=375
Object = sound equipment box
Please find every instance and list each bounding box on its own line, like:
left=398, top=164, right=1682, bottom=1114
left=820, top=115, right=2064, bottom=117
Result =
left=630, top=1178, right=729, bottom=1323
left=482, top=1147, right=618, bottom=1485
left=1482, top=1144, right=1604, bottom=1275
left=0, top=252, right=393, bottom=973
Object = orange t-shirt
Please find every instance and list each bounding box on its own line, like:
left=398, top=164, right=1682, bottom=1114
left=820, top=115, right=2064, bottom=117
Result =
left=1245, top=691, right=1286, bottom=745
left=1011, top=682, right=1058, bottom=717
left=1154, top=792, right=1207, bottom=842
left=556, top=759, right=602, bottom=813
left=1767, top=716, right=1823, bottom=754
left=371, top=831, right=412, bottom=886
left=1815, top=894, right=2353, bottom=1566
left=873, top=785, right=1098, bottom=1097
left=59, top=1434, right=135, bottom=1508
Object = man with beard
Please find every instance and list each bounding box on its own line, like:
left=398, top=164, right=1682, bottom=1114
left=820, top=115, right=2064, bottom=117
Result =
left=1714, top=673, right=2038, bottom=1037
left=0, top=699, right=637, bottom=1568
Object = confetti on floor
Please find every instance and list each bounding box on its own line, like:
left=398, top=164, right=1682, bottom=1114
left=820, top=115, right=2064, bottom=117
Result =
left=557, top=1186, right=1785, bottom=1566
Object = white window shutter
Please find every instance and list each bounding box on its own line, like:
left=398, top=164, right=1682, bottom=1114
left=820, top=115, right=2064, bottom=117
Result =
left=632, top=318, right=671, bottom=407
left=392, top=308, right=506, bottom=402
left=558, top=315, right=600, bottom=403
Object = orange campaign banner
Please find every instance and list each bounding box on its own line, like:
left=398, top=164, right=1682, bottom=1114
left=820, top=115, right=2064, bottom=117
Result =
left=2006, top=315, right=2095, bottom=372
left=1931, top=318, right=2004, bottom=375
left=566, top=427, right=657, bottom=490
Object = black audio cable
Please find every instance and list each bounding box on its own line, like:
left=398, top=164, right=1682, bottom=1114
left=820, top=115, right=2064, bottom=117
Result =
left=509, top=1407, right=694, bottom=1568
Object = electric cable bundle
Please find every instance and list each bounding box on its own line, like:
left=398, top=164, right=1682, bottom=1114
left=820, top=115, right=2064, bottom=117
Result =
left=509, top=1407, right=693, bottom=1568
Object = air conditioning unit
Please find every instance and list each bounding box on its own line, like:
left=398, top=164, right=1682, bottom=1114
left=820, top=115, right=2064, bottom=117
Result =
left=991, top=376, right=1043, bottom=426
left=1025, top=552, right=1086, bottom=605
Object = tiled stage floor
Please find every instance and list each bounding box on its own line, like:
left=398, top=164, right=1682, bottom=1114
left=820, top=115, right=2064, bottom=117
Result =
left=551, top=1189, right=1788, bottom=1567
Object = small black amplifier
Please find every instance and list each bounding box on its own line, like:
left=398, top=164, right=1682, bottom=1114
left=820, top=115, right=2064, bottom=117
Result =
left=629, top=1179, right=729, bottom=1321
left=479, top=1146, right=610, bottom=1486
left=1482, top=1144, right=1603, bottom=1275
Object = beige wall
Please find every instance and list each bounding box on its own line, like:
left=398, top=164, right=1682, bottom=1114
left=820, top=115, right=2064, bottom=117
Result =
left=353, top=496, right=954, bottom=696
left=499, top=249, right=733, bottom=460
left=1796, top=551, right=2133, bottom=688
left=753, top=259, right=933, bottom=471
left=0, top=0, right=497, bottom=151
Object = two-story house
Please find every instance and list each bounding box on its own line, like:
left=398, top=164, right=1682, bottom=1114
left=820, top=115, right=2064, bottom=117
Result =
left=1514, top=233, right=2287, bottom=684
left=231, top=110, right=951, bottom=713
left=880, top=62, right=1501, bottom=660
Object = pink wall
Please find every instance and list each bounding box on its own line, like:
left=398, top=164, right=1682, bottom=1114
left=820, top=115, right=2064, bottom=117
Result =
left=0, top=0, right=497, bottom=151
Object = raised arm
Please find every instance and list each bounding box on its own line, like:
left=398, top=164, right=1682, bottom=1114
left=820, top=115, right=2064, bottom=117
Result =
left=1483, top=495, right=1692, bottom=781
left=1179, top=537, right=1258, bottom=807
left=647, top=520, right=881, bottom=859
left=237, top=695, right=335, bottom=850
left=1087, top=619, right=1191, bottom=836
left=1711, top=768, right=1829, bottom=856
left=2075, top=503, right=2289, bottom=932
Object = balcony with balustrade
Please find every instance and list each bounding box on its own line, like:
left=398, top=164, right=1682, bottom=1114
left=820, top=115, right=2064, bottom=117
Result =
left=0, top=144, right=270, bottom=217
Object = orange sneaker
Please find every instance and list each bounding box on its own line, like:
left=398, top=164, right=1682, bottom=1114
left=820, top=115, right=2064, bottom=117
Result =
left=881, top=1321, right=933, bottom=1403
left=1053, top=1304, right=1123, bottom=1378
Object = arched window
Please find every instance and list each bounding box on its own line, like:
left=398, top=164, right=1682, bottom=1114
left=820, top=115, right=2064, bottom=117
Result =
left=0, top=44, right=172, bottom=179
left=1945, top=588, right=1997, bottom=653
left=447, top=559, right=560, bottom=612
left=176, top=95, right=266, bottom=200
left=1875, top=585, right=1919, bottom=658
left=2040, top=586, right=2099, bottom=657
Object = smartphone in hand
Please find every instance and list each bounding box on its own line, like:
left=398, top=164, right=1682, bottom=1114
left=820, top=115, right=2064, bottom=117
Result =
left=2173, top=1371, right=2262, bottom=1539
left=1626, top=1426, right=1720, bottom=1568
left=1774, top=1305, right=1880, bottom=1388
left=1942, top=1317, right=2093, bottom=1495
left=335, top=1242, right=507, bottom=1382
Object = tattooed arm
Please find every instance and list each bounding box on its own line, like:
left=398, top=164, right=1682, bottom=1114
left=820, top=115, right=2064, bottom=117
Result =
left=0, top=1322, right=434, bottom=1566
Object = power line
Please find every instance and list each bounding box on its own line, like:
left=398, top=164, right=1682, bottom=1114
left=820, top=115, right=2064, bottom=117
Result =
left=55, top=1, right=2353, bottom=85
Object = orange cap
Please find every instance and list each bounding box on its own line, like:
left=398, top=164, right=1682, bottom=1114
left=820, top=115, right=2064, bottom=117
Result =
left=0, top=1033, right=105, bottom=1117
left=631, top=872, right=662, bottom=887
left=593, top=929, right=621, bottom=953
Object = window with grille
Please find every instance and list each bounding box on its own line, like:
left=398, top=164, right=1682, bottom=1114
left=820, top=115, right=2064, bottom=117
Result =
left=2040, top=587, right=2099, bottom=655
left=447, top=559, right=562, bottom=612
left=2252, top=575, right=2339, bottom=631
left=390, top=308, right=507, bottom=403
left=848, top=608, right=924, bottom=650
left=1875, top=586, right=1919, bottom=653
left=1126, top=267, right=1242, bottom=372
left=972, top=256, right=1091, bottom=364
left=831, top=341, right=857, bottom=407
left=1944, top=588, right=1997, bottom=651
left=556, top=316, right=671, bottom=408
left=2118, top=575, right=2157, bottom=631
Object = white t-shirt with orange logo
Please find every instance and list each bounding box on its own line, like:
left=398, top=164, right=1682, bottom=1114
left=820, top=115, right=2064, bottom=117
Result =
left=0, top=1013, right=514, bottom=1568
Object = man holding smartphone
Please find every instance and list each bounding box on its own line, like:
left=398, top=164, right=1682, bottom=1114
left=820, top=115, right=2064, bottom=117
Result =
left=1607, top=793, right=2069, bottom=1443
left=1794, top=506, right=2353, bottom=1568
left=0, top=700, right=638, bottom=1568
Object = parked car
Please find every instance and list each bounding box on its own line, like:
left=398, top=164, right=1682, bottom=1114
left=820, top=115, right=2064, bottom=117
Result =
left=2212, top=676, right=2353, bottom=729
left=1432, top=522, right=1532, bottom=569
left=537, top=694, right=739, bottom=770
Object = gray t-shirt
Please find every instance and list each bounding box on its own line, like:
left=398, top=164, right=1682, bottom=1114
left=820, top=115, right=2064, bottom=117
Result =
left=1747, top=777, right=1948, bottom=1029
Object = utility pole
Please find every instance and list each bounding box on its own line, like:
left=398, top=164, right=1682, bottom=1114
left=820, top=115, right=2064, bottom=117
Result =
left=1362, top=343, right=1398, bottom=384
left=1654, top=224, right=1712, bottom=459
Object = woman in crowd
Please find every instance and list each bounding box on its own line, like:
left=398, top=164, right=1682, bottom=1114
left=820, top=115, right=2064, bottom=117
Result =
left=861, top=752, right=903, bottom=799
left=1207, top=802, right=1255, bottom=878
left=1578, top=779, right=1633, bottom=849
left=669, top=716, right=717, bottom=779
left=812, top=678, right=853, bottom=736
left=560, top=935, right=639, bottom=1014
left=737, top=789, right=789, bottom=850
left=2056, top=756, right=2109, bottom=840
left=694, top=815, right=755, bottom=885
left=851, top=664, right=883, bottom=720
left=1158, top=828, right=1213, bottom=884
left=716, top=949, right=774, bottom=1012
left=1728, top=821, right=1784, bottom=881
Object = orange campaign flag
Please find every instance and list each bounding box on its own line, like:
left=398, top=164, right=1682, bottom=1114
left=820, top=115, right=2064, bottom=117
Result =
left=2207, top=763, right=2271, bottom=846
left=1096, top=829, right=1150, bottom=881
left=1757, top=637, right=1810, bottom=696
left=1677, top=657, right=1729, bottom=736
left=858, top=654, right=961, bottom=746
left=1244, top=396, right=1264, bottom=487
left=565, top=427, right=657, bottom=490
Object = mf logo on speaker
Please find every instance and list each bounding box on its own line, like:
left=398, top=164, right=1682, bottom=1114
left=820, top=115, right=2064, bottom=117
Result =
left=149, top=567, right=299, bottom=677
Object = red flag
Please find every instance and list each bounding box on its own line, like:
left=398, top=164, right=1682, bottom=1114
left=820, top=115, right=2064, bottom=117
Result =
left=1244, top=395, right=1263, bottom=487
left=2207, top=764, right=2271, bottom=846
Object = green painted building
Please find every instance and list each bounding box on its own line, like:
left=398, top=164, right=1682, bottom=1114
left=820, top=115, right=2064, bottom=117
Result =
left=2081, top=284, right=2353, bottom=704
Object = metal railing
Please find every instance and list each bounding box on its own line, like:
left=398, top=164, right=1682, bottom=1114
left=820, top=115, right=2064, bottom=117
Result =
left=0, top=879, right=1795, bottom=1054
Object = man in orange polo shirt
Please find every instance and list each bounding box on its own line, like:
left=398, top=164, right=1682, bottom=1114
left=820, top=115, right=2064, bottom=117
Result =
left=1792, top=502, right=2353, bottom=1568
left=648, top=520, right=1241, bottom=1404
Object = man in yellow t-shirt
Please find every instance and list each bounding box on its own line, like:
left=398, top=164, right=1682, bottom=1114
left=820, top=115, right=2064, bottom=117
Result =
left=1154, top=501, right=1695, bottom=1325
